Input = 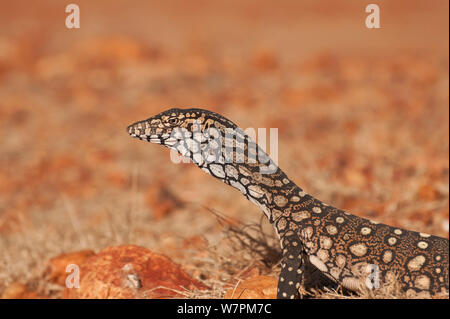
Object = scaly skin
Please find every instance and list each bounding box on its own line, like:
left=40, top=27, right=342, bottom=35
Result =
left=127, top=108, right=449, bottom=298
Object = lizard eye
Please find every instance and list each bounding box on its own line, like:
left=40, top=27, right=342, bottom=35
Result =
left=168, top=117, right=179, bottom=125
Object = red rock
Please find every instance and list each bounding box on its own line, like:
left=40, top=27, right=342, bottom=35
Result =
left=238, top=267, right=261, bottom=279
left=46, top=250, right=96, bottom=286
left=224, top=275, right=277, bottom=299
left=1, top=282, right=44, bottom=299
left=63, top=245, right=208, bottom=299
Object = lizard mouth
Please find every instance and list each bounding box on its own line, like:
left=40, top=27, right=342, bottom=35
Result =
left=127, top=121, right=178, bottom=147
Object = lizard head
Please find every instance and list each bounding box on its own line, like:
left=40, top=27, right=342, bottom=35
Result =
left=127, top=107, right=237, bottom=154
left=128, top=108, right=188, bottom=146
left=127, top=107, right=277, bottom=174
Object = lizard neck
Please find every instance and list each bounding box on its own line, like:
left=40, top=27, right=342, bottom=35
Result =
left=172, top=124, right=314, bottom=232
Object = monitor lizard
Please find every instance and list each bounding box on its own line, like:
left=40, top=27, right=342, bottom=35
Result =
left=127, top=108, right=449, bottom=299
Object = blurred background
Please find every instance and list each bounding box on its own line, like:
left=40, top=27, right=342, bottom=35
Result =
left=0, top=0, right=448, bottom=298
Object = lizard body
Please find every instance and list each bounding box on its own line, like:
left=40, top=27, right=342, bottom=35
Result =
left=127, top=108, right=449, bottom=298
